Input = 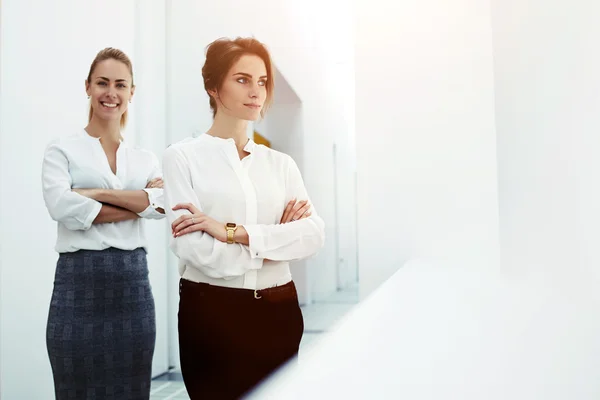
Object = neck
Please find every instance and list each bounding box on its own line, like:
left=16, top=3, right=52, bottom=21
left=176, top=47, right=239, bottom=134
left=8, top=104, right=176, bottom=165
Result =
left=85, top=116, right=122, bottom=144
left=206, top=111, right=250, bottom=148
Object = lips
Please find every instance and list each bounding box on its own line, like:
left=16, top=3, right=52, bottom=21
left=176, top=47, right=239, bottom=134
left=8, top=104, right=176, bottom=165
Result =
left=244, top=104, right=261, bottom=109
left=101, top=101, right=119, bottom=109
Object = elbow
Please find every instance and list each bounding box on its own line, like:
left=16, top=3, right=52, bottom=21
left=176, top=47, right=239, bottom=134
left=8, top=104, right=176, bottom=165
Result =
left=293, top=219, right=326, bottom=260
left=46, top=200, right=100, bottom=231
left=169, top=234, right=217, bottom=271
left=311, top=217, right=326, bottom=251
left=307, top=232, right=326, bottom=257
left=142, top=210, right=166, bottom=220
left=48, top=212, right=91, bottom=231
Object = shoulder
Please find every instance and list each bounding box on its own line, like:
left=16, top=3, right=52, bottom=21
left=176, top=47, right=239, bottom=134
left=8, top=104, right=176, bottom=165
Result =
left=164, top=134, right=224, bottom=159
left=163, top=135, right=201, bottom=159
left=43, top=132, right=87, bottom=156
left=255, top=145, right=296, bottom=169
left=45, top=131, right=84, bottom=148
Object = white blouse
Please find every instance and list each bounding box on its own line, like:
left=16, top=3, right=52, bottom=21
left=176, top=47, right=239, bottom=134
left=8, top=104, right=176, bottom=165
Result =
left=163, top=133, right=326, bottom=290
left=42, top=129, right=165, bottom=253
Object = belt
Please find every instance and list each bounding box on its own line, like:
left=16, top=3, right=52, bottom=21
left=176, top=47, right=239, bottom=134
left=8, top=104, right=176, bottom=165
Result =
left=180, top=278, right=298, bottom=302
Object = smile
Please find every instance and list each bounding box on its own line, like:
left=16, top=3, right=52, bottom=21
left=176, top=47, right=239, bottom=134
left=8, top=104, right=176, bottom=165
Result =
left=101, top=102, right=119, bottom=109
left=244, top=104, right=261, bottom=109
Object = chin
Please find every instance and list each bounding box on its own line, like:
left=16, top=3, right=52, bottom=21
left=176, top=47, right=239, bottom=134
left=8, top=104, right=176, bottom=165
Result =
left=97, top=113, right=123, bottom=123
left=245, top=111, right=262, bottom=122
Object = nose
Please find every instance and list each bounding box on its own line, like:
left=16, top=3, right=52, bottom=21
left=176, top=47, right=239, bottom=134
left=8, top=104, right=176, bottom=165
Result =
left=249, top=83, right=260, bottom=99
left=106, top=85, right=117, bottom=98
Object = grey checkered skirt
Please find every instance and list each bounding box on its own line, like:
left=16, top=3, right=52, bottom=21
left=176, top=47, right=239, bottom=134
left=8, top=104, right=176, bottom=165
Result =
left=46, top=247, right=156, bottom=400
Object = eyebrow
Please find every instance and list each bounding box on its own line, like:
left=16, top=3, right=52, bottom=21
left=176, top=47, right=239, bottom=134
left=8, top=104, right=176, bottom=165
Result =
left=97, top=76, right=129, bottom=83
left=233, top=72, right=268, bottom=79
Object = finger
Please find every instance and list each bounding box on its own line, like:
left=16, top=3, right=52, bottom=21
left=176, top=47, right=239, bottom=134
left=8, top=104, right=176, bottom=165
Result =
left=171, top=215, right=186, bottom=230
left=283, top=200, right=306, bottom=223
left=172, top=203, right=197, bottom=213
left=173, top=217, right=193, bottom=234
left=280, top=199, right=296, bottom=224
left=173, top=221, right=194, bottom=235
left=288, top=200, right=308, bottom=220
left=292, top=203, right=311, bottom=221
left=172, top=214, right=195, bottom=233
left=172, top=203, right=191, bottom=211
left=173, top=203, right=200, bottom=214
left=298, top=210, right=312, bottom=220
left=174, top=223, right=204, bottom=237
left=146, top=178, right=160, bottom=188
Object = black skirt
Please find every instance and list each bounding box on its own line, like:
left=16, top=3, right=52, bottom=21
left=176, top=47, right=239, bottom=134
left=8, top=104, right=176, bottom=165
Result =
left=178, top=278, right=304, bottom=399
left=46, top=247, right=156, bottom=400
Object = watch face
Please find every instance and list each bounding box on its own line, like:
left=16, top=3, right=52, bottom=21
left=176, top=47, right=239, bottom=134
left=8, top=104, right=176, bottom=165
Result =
left=226, top=223, right=236, bottom=228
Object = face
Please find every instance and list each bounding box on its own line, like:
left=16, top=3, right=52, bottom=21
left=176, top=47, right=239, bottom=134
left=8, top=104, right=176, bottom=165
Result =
left=85, top=59, right=135, bottom=123
left=211, top=54, right=268, bottom=121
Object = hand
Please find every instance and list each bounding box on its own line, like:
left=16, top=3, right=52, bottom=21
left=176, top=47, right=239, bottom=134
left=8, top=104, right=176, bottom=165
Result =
left=146, top=177, right=163, bottom=189
left=280, top=199, right=311, bottom=224
left=72, top=188, right=100, bottom=200
left=171, top=203, right=227, bottom=242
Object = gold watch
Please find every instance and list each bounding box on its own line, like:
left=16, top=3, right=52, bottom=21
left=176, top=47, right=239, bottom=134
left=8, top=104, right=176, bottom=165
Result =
left=225, top=222, right=238, bottom=244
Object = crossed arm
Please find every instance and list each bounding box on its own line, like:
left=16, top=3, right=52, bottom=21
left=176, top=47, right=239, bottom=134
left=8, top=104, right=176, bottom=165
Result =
left=170, top=198, right=312, bottom=243
left=74, top=178, right=165, bottom=224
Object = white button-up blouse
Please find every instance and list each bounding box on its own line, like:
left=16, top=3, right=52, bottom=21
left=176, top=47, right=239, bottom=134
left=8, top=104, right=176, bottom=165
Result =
left=163, top=133, right=325, bottom=290
left=41, top=130, right=165, bottom=253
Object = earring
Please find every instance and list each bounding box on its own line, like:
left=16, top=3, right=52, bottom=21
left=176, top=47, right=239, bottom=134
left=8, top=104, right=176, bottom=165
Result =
left=87, top=95, right=90, bottom=99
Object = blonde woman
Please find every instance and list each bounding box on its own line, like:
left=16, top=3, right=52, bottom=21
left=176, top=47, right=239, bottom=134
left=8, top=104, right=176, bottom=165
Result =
left=42, top=48, right=164, bottom=400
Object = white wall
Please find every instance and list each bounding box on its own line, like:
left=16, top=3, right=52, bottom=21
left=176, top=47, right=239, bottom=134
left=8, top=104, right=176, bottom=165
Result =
left=0, top=1, right=170, bottom=398
left=492, top=1, right=600, bottom=288
left=355, top=0, right=501, bottom=298
left=133, top=0, right=170, bottom=377
left=266, top=103, right=310, bottom=303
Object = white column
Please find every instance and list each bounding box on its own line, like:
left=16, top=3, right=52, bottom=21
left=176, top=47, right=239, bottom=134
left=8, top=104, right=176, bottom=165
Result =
left=492, top=0, right=600, bottom=289
left=355, top=0, right=501, bottom=298
left=133, top=0, right=170, bottom=377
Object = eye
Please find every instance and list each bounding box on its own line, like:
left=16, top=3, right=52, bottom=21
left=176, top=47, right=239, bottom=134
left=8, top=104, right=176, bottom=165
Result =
left=117, top=83, right=127, bottom=88
left=97, top=81, right=107, bottom=86
left=237, top=77, right=248, bottom=84
left=258, top=80, right=267, bottom=87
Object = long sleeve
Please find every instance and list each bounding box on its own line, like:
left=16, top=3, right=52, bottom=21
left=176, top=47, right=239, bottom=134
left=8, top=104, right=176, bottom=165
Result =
left=41, top=142, right=102, bottom=230
left=138, top=152, right=166, bottom=220
left=243, top=156, right=326, bottom=261
left=162, top=146, right=262, bottom=279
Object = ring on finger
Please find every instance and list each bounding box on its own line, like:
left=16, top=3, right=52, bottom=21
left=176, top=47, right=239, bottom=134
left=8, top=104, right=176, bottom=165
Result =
left=191, top=217, right=195, bottom=224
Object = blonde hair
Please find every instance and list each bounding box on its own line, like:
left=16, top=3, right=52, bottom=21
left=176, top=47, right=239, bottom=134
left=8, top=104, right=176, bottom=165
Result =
left=202, top=37, right=275, bottom=119
left=86, top=47, right=135, bottom=130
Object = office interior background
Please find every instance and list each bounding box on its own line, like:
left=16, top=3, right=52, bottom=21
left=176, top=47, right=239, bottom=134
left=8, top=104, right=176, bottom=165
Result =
left=2, top=0, right=600, bottom=398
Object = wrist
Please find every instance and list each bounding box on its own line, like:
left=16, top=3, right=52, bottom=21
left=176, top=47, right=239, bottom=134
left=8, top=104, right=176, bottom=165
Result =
left=233, top=226, right=249, bottom=246
left=224, top=223, right=249, bottom=245
left=91, top=188, right=106, bottom=202
left=225, top=222, right=237, bottom=244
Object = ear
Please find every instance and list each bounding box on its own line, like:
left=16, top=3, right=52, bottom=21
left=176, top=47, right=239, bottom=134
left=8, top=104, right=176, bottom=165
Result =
left=85, top=80, right=91, bottom=97
left=130, top=85, right=136, bottom=99
left=207, top=88, right=218, bottom=99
